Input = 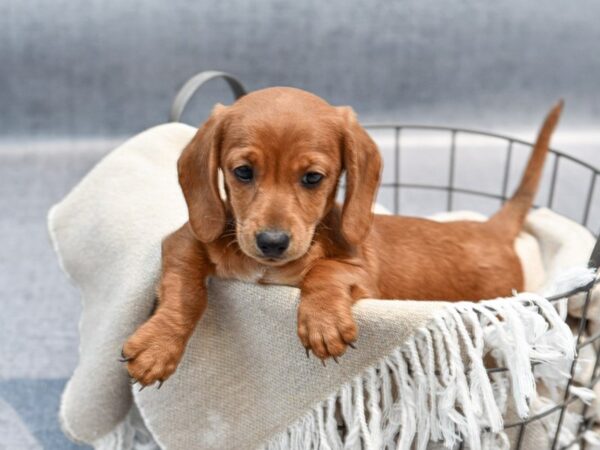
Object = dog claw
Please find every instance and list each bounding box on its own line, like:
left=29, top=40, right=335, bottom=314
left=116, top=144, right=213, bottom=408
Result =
left=157, top=381, right=163, bottom=390
left=139, top=385, right=146, bottom=392
left=321, top=359, right=326, bottom=367
left=305, top=348, right=310, bottom=358
left=333, top=356, right=339, bottom=364
left=348, top=342, right=356, bottom=349
left=119, top=349, right=132, bottom=362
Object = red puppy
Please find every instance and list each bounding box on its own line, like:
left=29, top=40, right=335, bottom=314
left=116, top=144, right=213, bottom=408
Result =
left=123, top=88, right=562, bottom=386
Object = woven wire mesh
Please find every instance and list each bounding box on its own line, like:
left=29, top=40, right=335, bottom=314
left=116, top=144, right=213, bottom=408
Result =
left=362, top=124, right=600, bottom=449
left=171, top=71, right=600, bottom=450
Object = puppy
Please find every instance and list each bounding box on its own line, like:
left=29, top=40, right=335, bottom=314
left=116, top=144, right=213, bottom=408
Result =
left=122, top=88, right=562, bottom=386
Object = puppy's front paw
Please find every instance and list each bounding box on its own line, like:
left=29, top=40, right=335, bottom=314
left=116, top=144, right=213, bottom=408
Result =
left=297, top=299, right=357, bottom=361
left=122, top=320, right=186, bottom=387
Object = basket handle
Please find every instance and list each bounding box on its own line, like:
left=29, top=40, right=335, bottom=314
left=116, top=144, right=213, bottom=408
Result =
left=169, top=71, right=247, bottom=123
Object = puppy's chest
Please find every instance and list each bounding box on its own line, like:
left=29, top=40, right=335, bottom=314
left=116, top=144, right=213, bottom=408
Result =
left=214, top=263, right=304, bottom=287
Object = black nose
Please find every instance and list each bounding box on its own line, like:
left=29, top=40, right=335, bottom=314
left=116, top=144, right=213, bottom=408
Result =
left=256, top=230, right=290, bottom=257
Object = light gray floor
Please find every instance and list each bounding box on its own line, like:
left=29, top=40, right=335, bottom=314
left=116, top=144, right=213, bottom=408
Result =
left=1, top=139, right=119, bottom=449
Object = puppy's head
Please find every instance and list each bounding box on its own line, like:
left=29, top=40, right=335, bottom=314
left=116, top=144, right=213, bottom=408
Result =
left=178, top=87, right=381, bottom=265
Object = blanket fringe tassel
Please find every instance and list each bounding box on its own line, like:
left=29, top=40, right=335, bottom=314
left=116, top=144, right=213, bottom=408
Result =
left=262, top=293, right=577, bottom=450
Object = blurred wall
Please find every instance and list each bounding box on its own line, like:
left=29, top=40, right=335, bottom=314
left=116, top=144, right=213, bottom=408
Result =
left=1, top=0, right=600, bottom=139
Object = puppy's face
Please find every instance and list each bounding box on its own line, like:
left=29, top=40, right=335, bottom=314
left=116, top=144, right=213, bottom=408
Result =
left=178, top=87, right=382, bottom=265
left=221, top=113, right=342, bottom=265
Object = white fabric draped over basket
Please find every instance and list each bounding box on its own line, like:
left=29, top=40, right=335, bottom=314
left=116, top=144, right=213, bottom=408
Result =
left=48, top=123, right=600, bottom=450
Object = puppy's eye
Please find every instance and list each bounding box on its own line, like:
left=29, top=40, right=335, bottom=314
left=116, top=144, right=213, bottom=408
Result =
left=301, top=172, right=323, bottom=187
left=233, top=165, right=253, bottom=182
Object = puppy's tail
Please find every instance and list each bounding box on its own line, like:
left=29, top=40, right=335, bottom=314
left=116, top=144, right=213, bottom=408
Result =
left=489, top=100, right=564, bottom=239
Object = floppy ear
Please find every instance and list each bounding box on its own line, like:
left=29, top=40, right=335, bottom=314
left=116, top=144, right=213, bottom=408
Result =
left=337, top=107, right=382, bottom=246
left=178, top=104, right=228, bottom=243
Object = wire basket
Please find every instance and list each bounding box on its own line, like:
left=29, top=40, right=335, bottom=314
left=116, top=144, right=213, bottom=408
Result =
left=171, top=71, right=600, bottom=450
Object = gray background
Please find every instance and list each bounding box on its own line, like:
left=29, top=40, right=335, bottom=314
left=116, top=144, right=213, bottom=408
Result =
left=1, top=1, right=599, bottom=448
left=2, top=0, right=600, bottom=138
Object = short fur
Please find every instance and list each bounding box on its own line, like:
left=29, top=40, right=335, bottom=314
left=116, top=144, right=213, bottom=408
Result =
left=123, top=88, right=563, bottom=385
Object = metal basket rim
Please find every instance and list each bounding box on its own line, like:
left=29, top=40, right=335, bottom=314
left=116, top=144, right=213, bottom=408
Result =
left=363, top=123, right=600, bottom=174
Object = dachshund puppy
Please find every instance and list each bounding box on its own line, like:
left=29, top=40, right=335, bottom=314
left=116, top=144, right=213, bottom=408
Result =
left=122, top=88, right=562, bottom=386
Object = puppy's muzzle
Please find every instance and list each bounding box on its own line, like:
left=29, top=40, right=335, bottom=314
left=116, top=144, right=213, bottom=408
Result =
left=256, top=230, right=290, bottom=258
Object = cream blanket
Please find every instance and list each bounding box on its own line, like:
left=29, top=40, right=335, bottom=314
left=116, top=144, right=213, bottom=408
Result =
left=48, top=123, right=599, bottom=450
